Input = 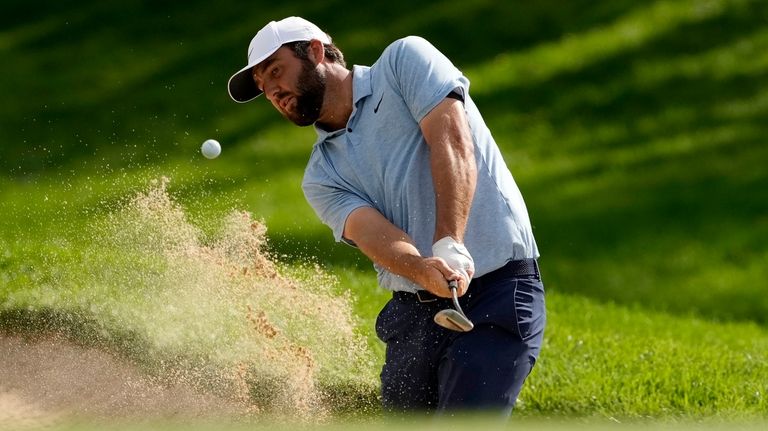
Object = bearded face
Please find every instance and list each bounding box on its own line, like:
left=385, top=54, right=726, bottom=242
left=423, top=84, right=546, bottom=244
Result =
left=288, top=59, right=326, bottom=126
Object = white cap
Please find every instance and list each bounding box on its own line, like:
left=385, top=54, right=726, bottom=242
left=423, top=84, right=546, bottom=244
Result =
left=227, top=17, right=331, bottom=103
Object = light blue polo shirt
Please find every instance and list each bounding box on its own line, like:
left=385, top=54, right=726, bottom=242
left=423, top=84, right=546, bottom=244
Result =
left=302, top=36, right=538, bottom=293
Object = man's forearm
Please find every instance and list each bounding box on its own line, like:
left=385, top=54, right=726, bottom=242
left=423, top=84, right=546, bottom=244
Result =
left=343, top=206, right=457, bottom=296
left=421, top=98, right=477, bottom=242
left=430, top=144, right=476, bottom=242
left=343, top=207, right=428, bottom=282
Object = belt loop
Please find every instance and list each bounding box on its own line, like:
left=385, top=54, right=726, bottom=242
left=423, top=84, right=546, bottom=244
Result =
left=415, top=291, right=438, bottom=303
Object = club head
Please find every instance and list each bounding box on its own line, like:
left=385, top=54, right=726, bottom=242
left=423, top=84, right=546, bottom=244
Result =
left=434, top=309, right=474, bottom=332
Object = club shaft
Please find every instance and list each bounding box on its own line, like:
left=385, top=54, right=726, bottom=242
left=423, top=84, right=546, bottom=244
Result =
left=448, top=281, right=469, bottom=319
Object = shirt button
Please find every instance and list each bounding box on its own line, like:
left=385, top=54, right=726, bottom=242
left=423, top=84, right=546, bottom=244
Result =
left=347, top=128, right=352, bottom=132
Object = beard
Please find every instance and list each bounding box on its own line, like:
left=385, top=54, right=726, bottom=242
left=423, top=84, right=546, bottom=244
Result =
left=288, top=60, right=326, bottom=126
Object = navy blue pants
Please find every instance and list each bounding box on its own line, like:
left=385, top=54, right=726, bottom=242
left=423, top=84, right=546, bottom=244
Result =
left=375, top=260, right=546, bottom=416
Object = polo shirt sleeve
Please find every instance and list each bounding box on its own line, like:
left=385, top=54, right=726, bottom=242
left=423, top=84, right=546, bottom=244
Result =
left=302, top=156, right=372, bottom=246
left=383, top=36, right=469, bottom=123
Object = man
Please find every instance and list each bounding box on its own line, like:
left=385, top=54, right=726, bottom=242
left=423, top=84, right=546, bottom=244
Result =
left=228, top=16, right=545, bottom=417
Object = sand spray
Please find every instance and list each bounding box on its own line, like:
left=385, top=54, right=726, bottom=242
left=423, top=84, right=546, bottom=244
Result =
left=10, top=177, right=378, bottom=420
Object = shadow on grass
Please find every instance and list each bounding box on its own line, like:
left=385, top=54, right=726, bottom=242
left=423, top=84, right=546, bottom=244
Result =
left=469, top=2, right=768, bottom=324
left=0, top=0, right=643, bottom=175
left=3, top=0, right=767, bottom=326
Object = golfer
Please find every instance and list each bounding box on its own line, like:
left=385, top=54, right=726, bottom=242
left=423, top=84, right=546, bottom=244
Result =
left=228, top=17, right=545, bottom=416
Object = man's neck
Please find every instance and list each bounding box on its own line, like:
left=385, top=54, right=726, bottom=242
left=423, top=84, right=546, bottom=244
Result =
left=315, top=65, right=353, bottom=132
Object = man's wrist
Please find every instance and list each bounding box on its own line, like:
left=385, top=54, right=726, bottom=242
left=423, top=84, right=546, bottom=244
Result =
left=395, top=252, right=430, bottom=285
left=433, top=233, right=460, bottom=244
left=432, top=236, right=474, bottom=280
left=432, top=235, right=461, bottom=249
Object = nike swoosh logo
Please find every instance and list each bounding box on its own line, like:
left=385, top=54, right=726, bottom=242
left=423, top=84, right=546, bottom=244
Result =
left=374, top=95, right=384, bottom=113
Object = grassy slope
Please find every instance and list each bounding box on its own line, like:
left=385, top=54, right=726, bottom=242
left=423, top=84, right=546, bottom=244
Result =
left=1, top=0, right=767, bottom=420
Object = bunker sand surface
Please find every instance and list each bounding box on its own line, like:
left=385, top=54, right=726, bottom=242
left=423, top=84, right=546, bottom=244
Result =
left=0, top=178, right=377, bottom=428
left=0, top=333, right=242, bottom=428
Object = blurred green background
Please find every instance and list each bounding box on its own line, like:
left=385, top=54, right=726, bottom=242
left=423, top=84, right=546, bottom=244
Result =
left=1, top=0, right=767, bottom=422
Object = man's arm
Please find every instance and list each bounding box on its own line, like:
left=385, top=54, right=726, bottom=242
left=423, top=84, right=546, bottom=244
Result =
left=420, top=97, right=476, bottom=243
left=343, top=206, right=459, bottom=298
left=341, top=97, right=476, bottom=297
left=420, top=96, right=477, bottom=290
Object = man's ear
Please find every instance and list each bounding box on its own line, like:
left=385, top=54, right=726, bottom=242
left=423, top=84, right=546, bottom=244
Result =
left=307, top=39, right=325, bottom=65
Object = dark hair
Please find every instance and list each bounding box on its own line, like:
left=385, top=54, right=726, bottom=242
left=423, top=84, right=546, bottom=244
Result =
left=285, top=40, right=346, bottom=68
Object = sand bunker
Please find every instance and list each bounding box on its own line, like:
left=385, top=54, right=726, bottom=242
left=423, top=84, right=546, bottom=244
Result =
left=0, top=333, right=239, bottom=428
left=0, top=178, right=378, bottom=426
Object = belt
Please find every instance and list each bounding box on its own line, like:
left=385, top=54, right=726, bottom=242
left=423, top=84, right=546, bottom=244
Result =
left=394, top=258, right=540, bottom=303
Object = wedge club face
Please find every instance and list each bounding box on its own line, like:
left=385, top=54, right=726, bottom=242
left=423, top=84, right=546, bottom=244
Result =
left=433, top=280, right=474, bottom=332
left=434, top=309, right=474, bottom=332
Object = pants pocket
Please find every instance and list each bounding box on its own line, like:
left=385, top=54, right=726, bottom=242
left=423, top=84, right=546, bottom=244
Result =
left=375, top=297, right=428, bottom=342
left=513, top=279, right=546, bottom=342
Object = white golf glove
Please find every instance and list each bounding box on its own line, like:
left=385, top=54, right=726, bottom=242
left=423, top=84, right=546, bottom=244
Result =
left=432, top=236, right=475, bottom=283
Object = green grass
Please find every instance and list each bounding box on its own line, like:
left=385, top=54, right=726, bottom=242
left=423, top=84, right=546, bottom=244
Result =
left=29, top=417, right=768, bottom=431
left=2, top=0, right=768, bottom=426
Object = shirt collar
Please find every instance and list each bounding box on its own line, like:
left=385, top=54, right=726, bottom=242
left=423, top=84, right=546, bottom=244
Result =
left=313, top=65, right=372, bottom=141
left=352, top=65, right=372, bottom=105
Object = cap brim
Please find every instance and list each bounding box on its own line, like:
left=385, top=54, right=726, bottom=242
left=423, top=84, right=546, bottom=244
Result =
left=228, top=64, right=263, bottom=103
left=228, top=29, right=331, bottom=103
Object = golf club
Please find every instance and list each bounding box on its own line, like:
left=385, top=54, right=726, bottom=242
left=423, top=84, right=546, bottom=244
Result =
left=434, top=280, right=474, bottom=332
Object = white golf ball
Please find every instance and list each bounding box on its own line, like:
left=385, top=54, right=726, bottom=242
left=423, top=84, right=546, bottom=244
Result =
left=201, top=139, right=221, bottom=159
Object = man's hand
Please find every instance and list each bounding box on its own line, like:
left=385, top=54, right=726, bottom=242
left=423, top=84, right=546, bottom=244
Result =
left=417, top=256, right=469, bottom=298
left=432, top=236, right=474, bottom=295
left=343, top=206, right=470, bottom=298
